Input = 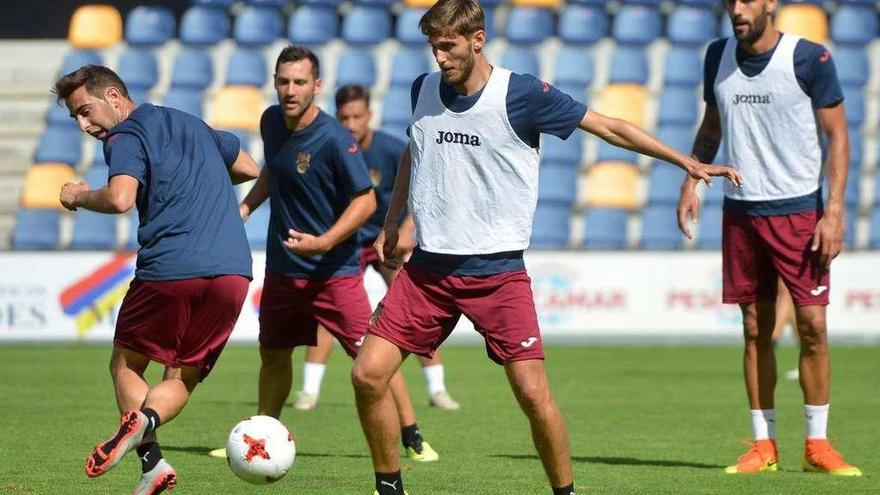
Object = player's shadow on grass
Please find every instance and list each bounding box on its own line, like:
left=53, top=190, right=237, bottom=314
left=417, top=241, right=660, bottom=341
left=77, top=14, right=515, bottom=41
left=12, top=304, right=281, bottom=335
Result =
left=162, top=446, right=368, bottom=459
left=491, top=454, right=723, bottom=469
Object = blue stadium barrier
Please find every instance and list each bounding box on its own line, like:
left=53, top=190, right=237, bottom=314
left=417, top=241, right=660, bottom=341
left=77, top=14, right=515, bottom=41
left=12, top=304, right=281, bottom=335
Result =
left=501, top=47, right=539, bottom=77
left=667, top=6, right=717, bottom=46
left=59, top=50, right=102, bottom=76
left=342, top=6, right=391, bottom=46
left=506, top=7, right=555, bottom=45
left=35, top=125, right=81, bottom=165
left=663, top=46, right=702, bottom=87
left=697, top=204, right=722, bottom=249
left=171, top=48, right=214, bottom=90
left=583, top=208, right=629, bottom=249
left=390, top=48, right=429, bottom=87
left=12, top=209, right=61, bottom=250
left=531, top=201, right=572, bottom=248
left=613, top=5, right=662, bottom=45
left=225, top=48, right=267, bottom=87
left=70, top=211, right=118, bottom=250
left=125, top=6, right=176, bottom=47
left=288, top=6, right=338, bottom=46
left=647, top=162, right=687, bottom=206
left=117, top=49, right=158, bottom=90
left=397, top=8, right=428, bottom=46
left=831, top=6, right=879, bottom=45
left=245, top=201, right=271, bottom=248
left=657, top=86, right=699, bottom=126
left=559, top=5, right=607, bottom=45
left=180, top=6, right=231, bottom=46
left=640, top=204, right=685, bottom=249
left=335, top=48, right=376, bottom=88
left=164, top=88, right=204, bottom=119
left=538, top=163, right=578, bottom=204
left=834, top=47, right=869, bottom=87
left=234, top=6, right=283, bottom=46
left=542, top=134, right=583, bottom=165
left=554, top=46, right=594, bottom=87
left=609, top=46, right=648, bottom=84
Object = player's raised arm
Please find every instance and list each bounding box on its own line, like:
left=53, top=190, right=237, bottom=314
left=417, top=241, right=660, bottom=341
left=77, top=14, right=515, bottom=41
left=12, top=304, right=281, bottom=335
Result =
left=228, top=149, right=260, bottom=185
left=678, top=105, right=723, bottom=239
left=285, top=188, right=376, bottom=257
left=812, top=102, right=849, bottom=267
left=375, top=148, right=412, bottom=268
left=60, top=174, right=139, bottom=214
left=578, top=108, right=741, bottom=188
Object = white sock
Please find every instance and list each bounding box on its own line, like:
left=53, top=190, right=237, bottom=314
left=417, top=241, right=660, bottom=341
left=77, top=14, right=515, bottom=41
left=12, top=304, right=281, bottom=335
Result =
left=422, top=364, right=446, bottom=396
left=301, top=362, right=326, bottom=396
left=805, top=403, right=830, bottom=439
left=750, top=409, right=776, bottom=440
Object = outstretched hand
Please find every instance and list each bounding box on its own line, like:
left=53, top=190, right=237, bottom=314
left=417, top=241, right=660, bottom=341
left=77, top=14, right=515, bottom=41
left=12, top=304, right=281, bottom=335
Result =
left=685, top=160, right=743, bottom=189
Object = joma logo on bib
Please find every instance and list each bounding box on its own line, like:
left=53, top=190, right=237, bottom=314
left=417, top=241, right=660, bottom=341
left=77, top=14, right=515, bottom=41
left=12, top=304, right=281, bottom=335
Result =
left=733, top=94, right=772, bottom=105
left=435, top=130, right=482, bottom=147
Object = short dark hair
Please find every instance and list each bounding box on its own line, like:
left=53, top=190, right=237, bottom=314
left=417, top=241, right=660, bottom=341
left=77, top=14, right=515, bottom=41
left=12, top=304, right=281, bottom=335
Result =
left=335, top=84, right=370, bottom=109
left=419, top=0, right=485, bottom=38
left=275, top=45, right=320, bottom=79
left=52, top=65, right=131, bottom=103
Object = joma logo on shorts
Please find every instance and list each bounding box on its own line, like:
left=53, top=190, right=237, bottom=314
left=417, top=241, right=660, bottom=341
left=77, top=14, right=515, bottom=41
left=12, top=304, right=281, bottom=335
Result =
left=733, top=94, right=771, bottom=105
left=435, top=130, right=482, bottom=147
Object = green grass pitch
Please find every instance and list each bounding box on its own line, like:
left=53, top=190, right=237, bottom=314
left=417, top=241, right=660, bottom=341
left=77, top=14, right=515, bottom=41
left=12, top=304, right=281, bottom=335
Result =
left=1, top=345, right=876, bottom=494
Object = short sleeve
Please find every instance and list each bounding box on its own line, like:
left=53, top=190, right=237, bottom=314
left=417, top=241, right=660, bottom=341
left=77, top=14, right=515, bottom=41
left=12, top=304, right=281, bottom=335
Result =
left=260, top=106, right=285, bottom=162
left=104, top=133, right=147, bottom=185
left=330, top=132, right=373, bottom=197
left=507, top=73, right=587, bottom=147
left=794, top=40, right=844, bottom=109
left=210, top=129, right=240, bottom=167
left=703, top=39, right=726, bottom=106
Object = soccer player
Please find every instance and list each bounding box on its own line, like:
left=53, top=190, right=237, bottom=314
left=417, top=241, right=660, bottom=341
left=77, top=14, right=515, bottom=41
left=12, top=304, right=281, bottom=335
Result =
left=55, top=65, right=258, bottom=494
left=676, top=0, right=861, bottom=477
left=349, top=2, right=742, bottom=494
left=294, top=84, right=460, bottom=412
left=238, top=46, right=438, bottom=462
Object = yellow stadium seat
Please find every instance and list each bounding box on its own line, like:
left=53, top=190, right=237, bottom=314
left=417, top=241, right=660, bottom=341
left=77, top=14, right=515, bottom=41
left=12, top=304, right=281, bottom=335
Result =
left=775, top=4, right=828, bottom=44
left=512, top=0, right=562, bottom=7
left=68, top=5, right=123, bottom=50
left=20, top=163, right=77, bottom=210
left=582, top=161, right=641, bottom=209
left=404, top=0, right=437, bottom=7
left=594, top=84, right=649, bottom=129
left=210, top=86, right=265, bottom=132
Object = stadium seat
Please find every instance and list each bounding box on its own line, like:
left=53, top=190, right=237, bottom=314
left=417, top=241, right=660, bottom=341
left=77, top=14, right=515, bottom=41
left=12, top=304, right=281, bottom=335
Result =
left=225, top=48, right=267, bottom=88
left=70, top=210, right=118, bottom=250
left=657, top=87, right=699, bottom=126
left=831, top=6, right=879, bottom=45
left=667, top=6, right=717, bottom=46
left=833, top=47, right=869, bottom=87
left=501, top=47, right=539, bottom=76
left=245, top=0, right=289, bottom=7
left=381, top=86, right=413, bottom=127
left=20, top=163, right=77, bottom=209
left=655, top=125, right=694, bottom=155
left=353, top=0, right=396, bottom=6
left=677, top=0, right=717, bottom=6
left=90, top=140, right=107, bottom=167
left=300, top=0, right=343, bottom=5
left=59, top=50, right=102, bottom=76
left=506, top=7, right=555, bottom=45
left=225, top=129, right=252, bottom=153
left=567, top=0, right=606, bottom=5
left=663, top=46, right=702, bottom=88
left=47, top=100, right=77, bottom=129
left=336, top=48, right=377, bottom=88
left=640, top=204, right=685, bottom=249
left=171, top=49, right=214, bottom=90
left=164, top=88, right=205, bottom=118
left=702, top=178, right=725, bottom=206
left=596, top=140, right=638, bottom=164
left=11, top=209, right=62, bottom=250
left=390, top=48, right=430, bottom=87
left=554, top=46, right=594, bottom=87
left=483, top=6, right=497, bottom=40
left=192, top=0, right=236, bottom=7
left=871, top=207, right=880, bottom=248
left=622, top=0, right=662, bottom=6
left=117, top=49, right=158, bottom=91
left=234, top=6, right=283, bottom=46
left=849, top=126, right=863, bottom=170
left=542, top=134, right=583, bottom=165
left=613, top=6, right=662, bottom=45
left=595, top=84, right=648, bottom=128
left=83, top=164, right=107, bottom=187
left=583, top=162, right=641, bottom=209
left=583, top=208, right=629, bottom=249
left=556, top=83, right=588, bottom=105
left=404, top=0, right=438, bottom=6
left=342, top=7, right=391, bottom=45
left=125, top=211, right=140, bottom=251
left=531, top=201, right=572, bottom=248
left=844, top=209, right=856, bottom=247
left=125, top=6, right=175, bottom=47
left=538, top=163, right=578, bottom=204
left=842, top=86, right=864, bottom=127
left=288, top=6, right=338, bottom=46
left=775, top=4, right=828, bottom=44
left=210, top=86, right=265, bottom=131
left=245, top=201, right=271, bottom=248
left=719, top=16, right=734, bottom=38
left=512, top=0, right=562, bottom=7
left=69, top=5, right=123, bottom=50
left=397, top=8, right=428, bottom=46
left=35, top=127, right=82, bottom=166
left=558, top=6, right=607, bottom=45
left=609, top=46, right=649, bottom=84
left=647, top=162, right=687, bottom=206
left=381, top=123, right=409, bottom=142
left=180, top=6, right=231, bottom=46
left=697, top=204, right=722, bottom=249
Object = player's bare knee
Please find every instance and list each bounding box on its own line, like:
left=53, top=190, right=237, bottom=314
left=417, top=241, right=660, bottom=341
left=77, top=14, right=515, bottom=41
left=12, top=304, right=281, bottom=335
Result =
left=351, top=362, right=386, bottom=397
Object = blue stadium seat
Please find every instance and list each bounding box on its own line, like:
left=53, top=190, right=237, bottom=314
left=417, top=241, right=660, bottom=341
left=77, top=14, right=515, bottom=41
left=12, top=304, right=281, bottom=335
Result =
left=83, top=164, right=107, bottom=188
left=501, top=47, right=539, bottom=76
left=335, top=48, right=376, bottom=88
left=657, top=87, right=699, bottom=126
left=609, top=46, right=648, bottom=84
left=381, top=86, right=412, bottom=127
left=128, top=88, right=149, bottom=106
left=506, top=8, right=555, bottom=45
left=531, top=201, right=571, bottom=248
left=191, top=0, right=236, bottom=7
left=125, top=6, right=175, bottom=47
left=664, top=46, right=702, bottom=87
left=353, top=0, right=395, bottom=6
left=171, top=49, right=213, bottom=89
left=234, top=6, right=283, bottom=46
left=125, top=211, right=140, bottom=251
left=180, top=6, right=230, bottom=46
left=225, top=48, right=267, bottom=87
left=844, top=209, right=856, bottom=247
left=640, top=205, right=684, bottom=249
left=381, top=123, right=408, bottom=142
left=559, top=5, right=607, bottom=45
left=842, top=85, right=864, bottom=127
left=342, top=6, right=391, bottom=45
left=831, top=6, right=879, bottom=45
left=47, top=100, right=78, bottom=129
left=554, top=46, right=594, bottom=87
left=655, top=125, right=694, bottom=155
left=613, top=5, right=662, bottom=45
left=484, top=6, right=497, bottom=40
left=163, top=88, right=204, bottom=118
left=59, top=50, right=102, bottom=75
left=583, top=208, right=629, bottom=249
left=288, top=6, right=338, bottom=46
left=621, top=0, right=662, bottom=6
left=35, top=126, right=81, bottom=165
left=245, top=201, right=270, bottom=248
left=703, top=178, right=725, bottom=206
left=677, top=0, right=718, bottom=6
left=667, top=6, right=717, bottom=46
left=849, top=126, right=863, bottom=170
left=555, top=83, right=588, bottom=105
left=390, top=48, right=429, bottom=87
left=647, top=162, right=687, bottom=206
left=567, top=0, right=606, bottom=5
left=225, top=129, right=251, bottom=153
left=70, top=211, right=118, bottom=250
left=245, top=0, right=289, bottom=7
left=596, top=140, right=638, bottom=164
left=542, top=134, right=583, bottom=165
left=834, top=47, right=869, bottom=87
left=12, top=209, right=61, bottom=250
left=697, top=204, right=722, bottom=249
left=397, top=8, right=428, bottom=46
left=91, top=140, right=107, bottom=167
left=538, top=163, right=578, bottom=204
left=117, top=49, right=158, bottom=90
left=299, top=0, right=343, bottom=5
left=719, top=17, right=734, bottom=38
left=870, top=207, right=880, bottom=248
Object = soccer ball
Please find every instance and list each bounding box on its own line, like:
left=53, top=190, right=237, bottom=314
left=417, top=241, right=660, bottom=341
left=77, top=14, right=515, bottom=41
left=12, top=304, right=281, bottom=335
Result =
left=226, top=415, right=296, bottom=484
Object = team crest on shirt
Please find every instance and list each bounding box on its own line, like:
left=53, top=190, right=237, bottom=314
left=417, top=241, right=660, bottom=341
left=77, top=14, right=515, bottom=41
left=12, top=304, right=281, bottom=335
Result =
left=296, top=152, right=311, bottom=174
left=368, top=168, right=382, bottom=187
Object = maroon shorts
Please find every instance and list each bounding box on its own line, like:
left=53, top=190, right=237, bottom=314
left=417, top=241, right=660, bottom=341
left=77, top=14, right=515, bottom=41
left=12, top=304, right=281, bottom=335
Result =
left=368, top=264, right=544, bottom=365
left=722, top=211, right=830, bottom=306
left=258, top=269, right=370, bottom=357
left=359, top=245, right=381, bottom=273
left=114, top=275, right=250, bottom=379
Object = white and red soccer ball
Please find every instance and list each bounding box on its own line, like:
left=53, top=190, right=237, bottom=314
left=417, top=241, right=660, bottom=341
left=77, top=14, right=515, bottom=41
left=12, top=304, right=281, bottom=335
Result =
left=226, top=415, right=296, bottom=484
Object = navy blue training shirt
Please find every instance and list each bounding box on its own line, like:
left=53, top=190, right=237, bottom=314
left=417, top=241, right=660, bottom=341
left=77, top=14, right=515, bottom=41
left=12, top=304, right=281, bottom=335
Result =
left=406, top=71, right=588, bottom=276
left=104, top=103, right=253, bottom=281
left=359, top=130, right=408, bottom=245
left=261, top=106, right=373, bottom=278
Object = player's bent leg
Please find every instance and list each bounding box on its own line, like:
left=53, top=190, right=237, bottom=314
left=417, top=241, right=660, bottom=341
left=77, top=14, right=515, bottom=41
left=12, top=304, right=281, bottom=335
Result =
left=132, top=458, right=177, bottom=495
left=258, top=346, right=294, bottom=419
left=388, top=371, right=439, bottom=462
left=504, top=359, right=573, bottom=489
left=85, top=410, right=150, bottom=478
left=140, top=365, right=201, bottom=425
left=110, top=346, right=152, bottom=413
